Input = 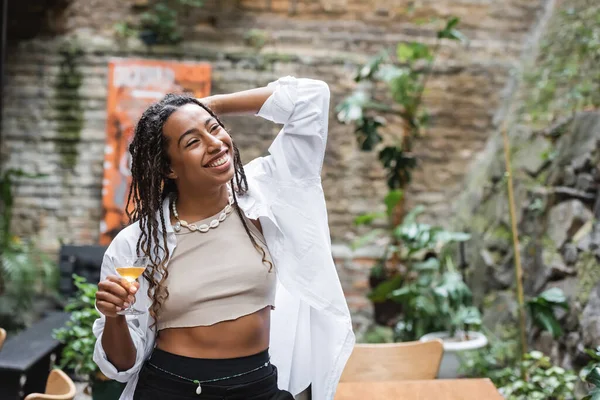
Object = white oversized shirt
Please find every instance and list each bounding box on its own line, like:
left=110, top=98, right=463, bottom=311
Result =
left=92, top=76, right=355, bottom=400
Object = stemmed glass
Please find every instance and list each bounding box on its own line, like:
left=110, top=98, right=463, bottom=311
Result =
left=115, top=256, right=149, bottom=316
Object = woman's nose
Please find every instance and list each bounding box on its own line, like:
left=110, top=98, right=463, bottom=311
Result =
left=205, top=133, right=223, bottom=152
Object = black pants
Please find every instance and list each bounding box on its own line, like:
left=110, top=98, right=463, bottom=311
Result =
left=133, top=348, right=294, bottom=400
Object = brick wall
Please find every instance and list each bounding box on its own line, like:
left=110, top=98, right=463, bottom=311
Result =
left=3, top=0, right=553, bottom=325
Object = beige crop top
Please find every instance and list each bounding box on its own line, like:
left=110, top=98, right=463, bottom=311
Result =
left=157, top=207, right=276, bottom=330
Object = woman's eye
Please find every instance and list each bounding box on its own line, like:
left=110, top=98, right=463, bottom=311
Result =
left=185, top=139, right=199, bottom=148
left=210, top=125, right=220, bottom=133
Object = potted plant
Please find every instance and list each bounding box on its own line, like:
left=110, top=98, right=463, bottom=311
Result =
left=418, top=258, right=487, bottom=378
left=355, top=201, right=487, bottom=377
left=355, top=201, right=471, bottom=326
left=53, top=274, right=125, bottom=400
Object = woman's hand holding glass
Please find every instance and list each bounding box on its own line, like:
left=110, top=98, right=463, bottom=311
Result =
left=96, top=256, right=148, bottom=317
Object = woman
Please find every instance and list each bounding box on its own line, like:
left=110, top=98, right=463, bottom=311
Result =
left=93, top=76, right=355, bottom=400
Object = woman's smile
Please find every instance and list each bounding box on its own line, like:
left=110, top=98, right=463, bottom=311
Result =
left=204, top=148, right=232, bottom=173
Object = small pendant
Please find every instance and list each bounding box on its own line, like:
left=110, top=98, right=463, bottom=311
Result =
left=194, top=380, right=202, bottom=395
left=174, top=222, right=181, bottom=232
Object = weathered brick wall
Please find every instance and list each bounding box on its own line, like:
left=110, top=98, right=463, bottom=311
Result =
left=3, top=0, right=553, bottom=327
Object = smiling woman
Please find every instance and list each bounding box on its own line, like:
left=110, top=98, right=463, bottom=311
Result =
left=92, top=77, right=355, bottom=400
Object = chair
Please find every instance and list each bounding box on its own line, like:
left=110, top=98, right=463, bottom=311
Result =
left=0, top=328, right=6, bottom=350
left=24, top=369, right=76, bottom=400
left=340, top=340, right=444, bottom=382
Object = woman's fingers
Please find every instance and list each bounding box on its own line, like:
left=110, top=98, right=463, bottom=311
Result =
left=99, top=276, right=132, bottom=299
left=130, top=281, right=140, bottom=294
left=96, top=275, right=138, bottom=317
left=96, top=300, right=121, bottom=317
left=96, top=290, right=129, bottom=309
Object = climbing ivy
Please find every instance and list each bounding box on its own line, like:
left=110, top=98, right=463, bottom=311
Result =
left=523, top=2, right=600, bottom=126
left=54, top=40, right=84, bottom=170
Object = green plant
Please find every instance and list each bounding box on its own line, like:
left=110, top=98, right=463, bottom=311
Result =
left=459, top=328, right=519, bottom=384
left=359, top=325, right=395, bottom=344
left=55, top=40, right=84, bottom=170
left=355, top=199, right=472, bottom=338
left=244, top=29, right=269, bottom=50
left=389, top=257, right=481, bottom=341
left=0, top=169, right=58, bottom=331
left=336, top=17, right=467, bottom=192
left=581, top=347, right=600, bottom=400
left=53, top=274, right=101, bottom=381
left=114, top=21, right=138, bottom=40
left=523, top=3, right=600, bottom=125
left=527, top=288, right=569, bottom=339
left=495, top=351, right=577, bottom=400
left=355, top=201, right=470, bottom=266
left=115, top=0, right=204, bottom=45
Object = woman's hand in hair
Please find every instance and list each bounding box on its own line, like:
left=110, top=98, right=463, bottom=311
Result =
left=96, top=276, right=140, bottom=318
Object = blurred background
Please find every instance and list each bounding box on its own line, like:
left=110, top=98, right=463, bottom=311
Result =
left=0, top=0, right=598, bottom=399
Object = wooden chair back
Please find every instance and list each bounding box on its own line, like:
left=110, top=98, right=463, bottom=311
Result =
left=24, top=369, right=76, bottom=400
left=0, top=328, right=6, bottom=350
left=340, top=340, right=444, bottom=382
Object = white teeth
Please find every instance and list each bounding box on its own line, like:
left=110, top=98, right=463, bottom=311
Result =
left=207, top=153, right=229, bottom=168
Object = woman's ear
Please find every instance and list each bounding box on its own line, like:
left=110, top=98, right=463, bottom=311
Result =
left=166, top=167, right=177, bottom=180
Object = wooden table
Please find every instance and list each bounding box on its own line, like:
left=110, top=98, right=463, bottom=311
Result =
left=335, top=379, right=504, bottom=400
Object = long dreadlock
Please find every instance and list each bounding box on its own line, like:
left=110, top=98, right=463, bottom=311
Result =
left=125, top=93, right=272, bottom=328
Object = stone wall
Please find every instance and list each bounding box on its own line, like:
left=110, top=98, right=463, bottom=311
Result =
left=459, top=111, right=600, bottom=370
left=454, top=0, right=600, bottom=369
left=3, top=0, right=552, bottom=324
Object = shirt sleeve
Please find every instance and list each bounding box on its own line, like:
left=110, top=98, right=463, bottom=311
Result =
left=256, top=76, right=330, bottom=180
left=92, top=252, right=149, bottom=383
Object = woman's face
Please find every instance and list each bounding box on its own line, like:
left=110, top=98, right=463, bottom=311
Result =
left=163, top=103, right=235, bottom=192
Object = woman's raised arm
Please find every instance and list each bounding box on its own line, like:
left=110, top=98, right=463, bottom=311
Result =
left=200, top=86, right=274, bottom=116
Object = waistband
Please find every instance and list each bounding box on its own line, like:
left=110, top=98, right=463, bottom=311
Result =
left=140, top=352, right=278, bottom=398
left=148, top=347, right=270, bottom=382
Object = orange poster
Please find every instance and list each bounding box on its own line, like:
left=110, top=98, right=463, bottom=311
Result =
left=100, top=59, right=211, bottom=245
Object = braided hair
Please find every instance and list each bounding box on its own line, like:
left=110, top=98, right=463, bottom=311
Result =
left=125, top=93, right=272, bottom=328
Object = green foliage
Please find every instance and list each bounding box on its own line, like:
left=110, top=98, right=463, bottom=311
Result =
left=378, top=146, right=418, bottom=189
left=55, top=40, right=84, bottom=170
left=368, top=274, right=403, bottom=303
left=496, top=351, right=577, bottom=400
left=437, top=17, right=469, bottom=43
left=392, top=206, right=471, bottom=259
left=244, top=29, right=270, bottom=50
left=53, top=275, right=101, bottom=381
left=459, top=329, right=519, bottom=384
left=526, top=288, right=569, bottom=339
left=384, top=190, right=403, bottom=217
left=0, top=169, right=58, bottom=331
left=355, top=201, right=474, bottom=340
left=523, top=3, right=600, bottom=125
left=140, top=2, right=182, bottom=44
left=359, top=325, right=395, bottom=344
left=353, top=203, right=470, bottom=261
left=390, top=257, right=481, bottom=341
left=114, top=21, right=138, bottom=39
left=336, top=17, right=466, bottom=191
left=116, top=0, right=204, bottom=45
left=581, top=347, right=600, bottom=400
left=576, top=252, right=600, bottom=305
left=461, top=336, right=578, bottom=399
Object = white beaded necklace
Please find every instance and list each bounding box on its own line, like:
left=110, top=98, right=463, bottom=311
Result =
left=171, top=190, right=234, bottom=233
